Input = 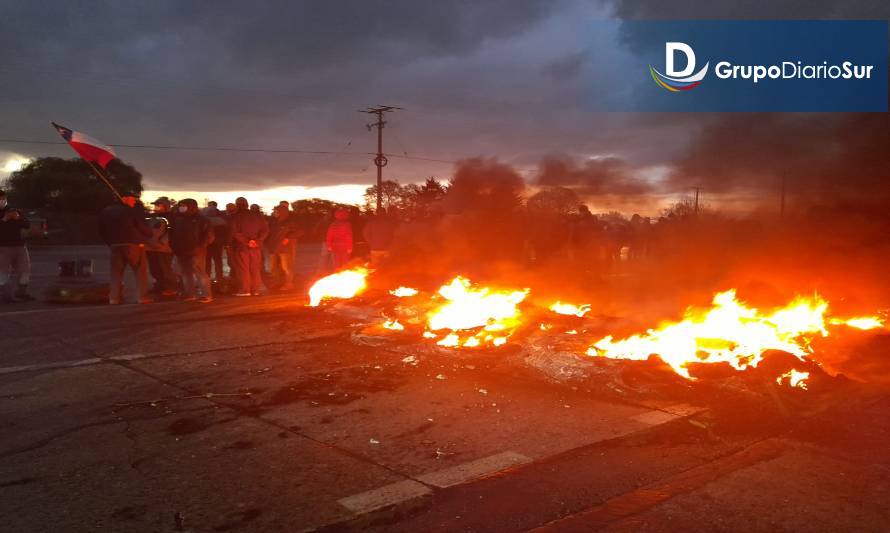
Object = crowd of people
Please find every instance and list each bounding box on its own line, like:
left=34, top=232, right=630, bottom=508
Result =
left=0, top=184, right=658, bottom=306
left=98, top=192, right=398, bottom=305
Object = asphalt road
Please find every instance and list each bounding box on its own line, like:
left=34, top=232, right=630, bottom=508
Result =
left=1, top=246, right=888, bottom=532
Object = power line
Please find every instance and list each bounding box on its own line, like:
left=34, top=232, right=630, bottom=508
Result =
left=0, top=135, right=529, bottom=169
left=0, top=137, right=461, bottom=164
left=0, top=138, right=363, bottom=156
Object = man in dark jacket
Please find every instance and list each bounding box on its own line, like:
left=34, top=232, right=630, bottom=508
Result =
left=229, top=197, right=269, bottom=296
left=145, top=197, right=178, bottom=296
left=0, top=190, right=33, bottom=303
left=98, top=193, right=153, bottom=304
left=267, top=204, right=302, bottom=290
left=169, top=198, right=214, bottom=302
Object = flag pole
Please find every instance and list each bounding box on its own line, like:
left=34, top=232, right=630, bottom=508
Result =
left=84, top=159, right=124, bottom=202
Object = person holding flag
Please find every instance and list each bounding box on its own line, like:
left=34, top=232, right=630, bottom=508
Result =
left=98, top=192, right=153, bottom=304
left=51, top=123, right=154, bottom=304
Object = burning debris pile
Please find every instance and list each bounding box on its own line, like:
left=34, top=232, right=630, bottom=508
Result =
left=305, top=266, right=887, bottom=392
left=426, top=276, right=528, bottom=348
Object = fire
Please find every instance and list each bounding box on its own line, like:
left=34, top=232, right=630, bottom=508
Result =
left=776, top=369, right=810, bottom=390
left=829, top=316, right=884, bottom=330
left=437, top=333, right=460, bottom=347
left=588, top=290, right=829, bottom=379
left=549, top=301, right=591, bottom=317
left=307, top=267, right=369, bottom=307
left=382, top=318, right=404, bottom=330
left=390, top=287, right=419, bottom=297
left=426, top=276, right=528, bottom=348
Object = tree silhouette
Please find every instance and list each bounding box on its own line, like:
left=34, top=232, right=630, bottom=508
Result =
left=3, top=157, right=143, bottom=212
left=526, top=186, right=581, bottom=216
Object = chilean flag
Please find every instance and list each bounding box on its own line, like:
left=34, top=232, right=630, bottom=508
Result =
left=51, top=122, right=117, bottom=168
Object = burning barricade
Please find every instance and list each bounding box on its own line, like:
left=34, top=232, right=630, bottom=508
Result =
left=306, top=266, right=886, bottom=394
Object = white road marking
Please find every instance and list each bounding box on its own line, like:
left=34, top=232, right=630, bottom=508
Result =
left=336, top=451, right=531, bottom=517
left=0, top=335, right=331, bottom=375
left=331, top=405, right=695, bottom=524
left=337, top=479, right=431, bottom=515
left=417, top=451, right=532, bottom=488
left=0, top=357, right=104, bottom=375
left=0, top=352, right=165, bottom=375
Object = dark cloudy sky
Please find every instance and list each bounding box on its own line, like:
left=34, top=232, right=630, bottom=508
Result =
left=1, top=0, right=888, bottom=211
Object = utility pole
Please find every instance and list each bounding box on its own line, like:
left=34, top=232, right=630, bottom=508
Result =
left=359, top=105, right=401, bottom=212
left=693, top=186, right=702, bottom=215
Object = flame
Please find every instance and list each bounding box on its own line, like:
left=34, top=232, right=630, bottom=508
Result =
left=437, top=333, right=460, bottom=347
left=550, top=301, right=591, bottom=317
left=829, top=316, right=884, bottom=330
left=776, top=369, right=810, bottom=390
left=382, top=318, right=404, bottom=330
left=426, top=276, right=529, bottom=348
left=307, top=267, right=369, bottom=306
left=390, top=287, right=419, bottom=297
left=587, top=290, right=829, bottom=379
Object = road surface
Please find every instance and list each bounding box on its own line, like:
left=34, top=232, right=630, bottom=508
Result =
left=0, top=246, right=887, bottom=531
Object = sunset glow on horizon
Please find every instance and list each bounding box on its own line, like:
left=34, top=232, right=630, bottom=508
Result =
left=141, top=183, right=368, bottom=211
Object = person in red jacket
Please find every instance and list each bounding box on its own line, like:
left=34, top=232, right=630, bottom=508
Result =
left=326, top=208, right=353, bottom=269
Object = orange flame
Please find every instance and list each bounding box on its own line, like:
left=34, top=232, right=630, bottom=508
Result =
left=390, top=287, right=419, bottom=297
left=307, top=267, right=369, bottom=307
left=776, top=369, right=810, bottom=390
left=829, top=316, right=885, bottom=330
left=426, top=276, right=528, bottom=348
left=549, top=301, right=591, bottom=317
left=587, top=290, right=829, bottom=379
left=382, top=318, right=405, bottom=330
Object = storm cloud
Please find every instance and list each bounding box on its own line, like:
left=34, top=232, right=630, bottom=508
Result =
left=0, top=0, right=888, bottom=213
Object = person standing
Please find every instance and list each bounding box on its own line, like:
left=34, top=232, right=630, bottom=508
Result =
left=98, top=192, right=153, bottom=305
left=326, top=208, right=353, bottom=270
left=202, top=200, right=228, bottom=284
left=363, top=207, right=397, bottom=266
left=223, top=202, right=238, bottom=291
left=169, top=198, right=214, bottom=302
left=0, top=190, right=33, bottom=303
left=230, top=197, right=269, bottom=296
left=267, top=204, right=302, bottom=290
left=145, top=197, right=178, bottom=297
